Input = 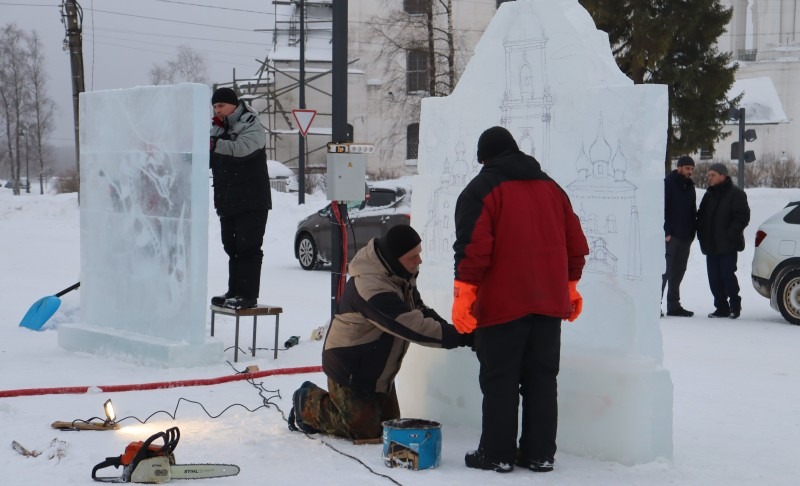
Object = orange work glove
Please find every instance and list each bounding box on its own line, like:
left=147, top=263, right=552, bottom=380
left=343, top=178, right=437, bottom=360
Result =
left=567, top=280, right=582, bottom=322
left=452, top=280, right=478, bottom=334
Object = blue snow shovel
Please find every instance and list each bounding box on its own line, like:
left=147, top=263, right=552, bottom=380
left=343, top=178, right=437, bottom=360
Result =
left=19, top=282, right=80, bottom=331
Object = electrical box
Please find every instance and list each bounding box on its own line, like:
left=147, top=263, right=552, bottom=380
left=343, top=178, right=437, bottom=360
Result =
left=326, top=143, right=372, bottom=201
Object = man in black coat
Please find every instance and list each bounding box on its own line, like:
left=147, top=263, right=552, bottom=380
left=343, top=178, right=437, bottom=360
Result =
left=662, top=155, right=697, bottom=317
left=696, top=163, right=750, bottom=319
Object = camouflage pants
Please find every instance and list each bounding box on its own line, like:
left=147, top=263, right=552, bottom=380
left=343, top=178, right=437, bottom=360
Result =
left=300, top=378, right=400, bottom=440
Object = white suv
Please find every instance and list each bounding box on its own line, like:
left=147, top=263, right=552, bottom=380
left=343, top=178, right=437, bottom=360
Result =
left=751, top=201, right=800, bottom=325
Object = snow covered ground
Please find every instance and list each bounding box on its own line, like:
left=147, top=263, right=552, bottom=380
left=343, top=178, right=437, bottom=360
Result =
left=1, top=184, right=799, bottom=485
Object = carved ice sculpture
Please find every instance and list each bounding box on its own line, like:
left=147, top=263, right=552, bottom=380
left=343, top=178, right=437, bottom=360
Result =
left=399, top=0, right=672, bottom=464
left=58, top=84, right=222, bottom=366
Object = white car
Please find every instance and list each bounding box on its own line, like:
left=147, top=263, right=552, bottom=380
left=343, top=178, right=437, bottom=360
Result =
left=751, top=201, right=800, bottom=325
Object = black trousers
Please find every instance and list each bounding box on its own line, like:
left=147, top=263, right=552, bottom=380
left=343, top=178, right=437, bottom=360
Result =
left=219, top=210, right=268, bottom=299
left=661, top=236, right=692, bottom=311
left=474, top=315, right=561, bottom=463
left=706, top=253, right=741, bottom=312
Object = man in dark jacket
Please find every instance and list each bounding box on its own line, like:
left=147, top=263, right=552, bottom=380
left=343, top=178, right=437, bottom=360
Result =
left=662, top=155, right=697, bottom=317
left=697, top=163, right=750, bottom=319
left=452, top=126, right=589, bottom=473
left=287, top=225, right=465, bottom=440
left=209, top=87, right=271, bottom=310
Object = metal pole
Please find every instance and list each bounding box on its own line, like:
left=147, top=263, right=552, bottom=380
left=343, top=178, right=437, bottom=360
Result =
left=24, top=129, right=30, bottom=193
left=330, top=0, right=348, bottom=320
left=298, top=0, right=306, bottom=205
left=63, top=0, right=85, bottom=200
left=737, top=107, right=745, bottom=188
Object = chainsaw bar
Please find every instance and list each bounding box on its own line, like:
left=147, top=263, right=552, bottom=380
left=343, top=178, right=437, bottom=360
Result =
left=170, top=463, right=240, bottom=480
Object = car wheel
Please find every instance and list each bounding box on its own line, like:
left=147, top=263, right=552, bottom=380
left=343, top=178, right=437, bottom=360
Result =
left=296, top=233, right=318, bottom=271
left=776, top=267, right=800, bottom=325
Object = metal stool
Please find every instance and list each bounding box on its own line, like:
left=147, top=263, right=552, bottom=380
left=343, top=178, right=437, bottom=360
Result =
left=210, top=304, right=283, bottom=362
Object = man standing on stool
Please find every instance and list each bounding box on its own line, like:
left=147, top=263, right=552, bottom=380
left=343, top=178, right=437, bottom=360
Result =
left=209, top=87, right=271, bottom=310
left=662, top=155, right=697, bottom=317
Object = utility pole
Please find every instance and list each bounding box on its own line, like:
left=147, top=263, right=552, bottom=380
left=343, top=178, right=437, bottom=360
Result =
left=61, top=0, right=85, bottom=199
left=298, top=0, right=306, bottom=204
left=330, top=0, right=348, bottom=320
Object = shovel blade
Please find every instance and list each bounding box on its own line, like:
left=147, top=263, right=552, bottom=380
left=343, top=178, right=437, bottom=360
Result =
left=19, top=296, right=62, bottom=331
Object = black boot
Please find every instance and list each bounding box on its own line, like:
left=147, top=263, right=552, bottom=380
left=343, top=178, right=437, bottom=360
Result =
left=222, top=296, right=257, bottom=310
left=210, top=292, right=234, bottom=307
left=464, top=449, right=514, bottom=473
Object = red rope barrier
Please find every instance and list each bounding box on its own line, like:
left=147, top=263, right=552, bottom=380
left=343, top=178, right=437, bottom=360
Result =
left=0, top=365, right=323, bottom=398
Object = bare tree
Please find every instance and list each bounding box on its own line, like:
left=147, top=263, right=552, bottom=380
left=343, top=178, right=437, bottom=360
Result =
left=26, top=31, right=56, bottom=194
left=149, top=45, right=209, bottom=85
left=0, top=23, right=29, bottom=195
left=368, top=0, right=466, bottom=164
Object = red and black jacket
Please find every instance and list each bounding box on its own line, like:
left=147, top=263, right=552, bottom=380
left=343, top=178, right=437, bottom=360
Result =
left=453, top=151, right=589, bottom=327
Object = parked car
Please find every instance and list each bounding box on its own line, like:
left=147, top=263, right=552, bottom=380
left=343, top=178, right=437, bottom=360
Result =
left=294, top=183, right=411, bottom=270
left=751, top=201, right=800, bottom=325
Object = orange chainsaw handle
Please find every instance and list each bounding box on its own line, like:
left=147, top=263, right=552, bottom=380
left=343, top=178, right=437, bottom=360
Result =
left=91, top=427, right=180, bottom=482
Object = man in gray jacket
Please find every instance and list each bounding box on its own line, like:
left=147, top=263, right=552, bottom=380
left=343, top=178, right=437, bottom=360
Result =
left=209, top=87, right=271, bottom=310
left=288, top=225, right=466, bottom=440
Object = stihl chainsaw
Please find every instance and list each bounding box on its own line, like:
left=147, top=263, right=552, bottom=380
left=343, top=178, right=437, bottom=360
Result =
left=92, top=427, right=239, bottom=483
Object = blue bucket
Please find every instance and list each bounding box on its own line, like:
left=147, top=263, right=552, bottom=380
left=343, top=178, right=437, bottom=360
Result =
left=382, top=418, right=442, bottom=470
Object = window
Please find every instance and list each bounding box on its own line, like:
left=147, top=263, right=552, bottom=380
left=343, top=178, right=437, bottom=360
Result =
left=700, top=146, right=714, bottom=160
left=406, top=50, right=429, bottom=93
left=404, top=0, right=426, bottom=15
left=407, top=123, right=420, bottom=159
left=366, top=189, right=398, bottom=208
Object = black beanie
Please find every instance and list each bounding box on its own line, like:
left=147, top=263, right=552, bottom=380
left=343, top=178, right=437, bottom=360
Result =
left=476, top=126, right=519, bottom=163
left=212, top=87, right=238, bottom=106
left=677, top=155, right=695, bottom=167
left=381, top=225, right=421, bottom=260
left=708, top=162, right=729, bottom=176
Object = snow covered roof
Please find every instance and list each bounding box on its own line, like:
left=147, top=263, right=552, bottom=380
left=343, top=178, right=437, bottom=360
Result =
left=727, top=77, right=789, bottom=125
left=267, top=159, right=294, bottom=178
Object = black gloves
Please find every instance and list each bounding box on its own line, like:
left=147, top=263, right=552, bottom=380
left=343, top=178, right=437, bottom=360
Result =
left=459, top=332, right=475, bottom=350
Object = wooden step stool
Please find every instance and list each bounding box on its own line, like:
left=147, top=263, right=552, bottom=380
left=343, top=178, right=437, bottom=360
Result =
left=210, top=304, right=283, bottom=362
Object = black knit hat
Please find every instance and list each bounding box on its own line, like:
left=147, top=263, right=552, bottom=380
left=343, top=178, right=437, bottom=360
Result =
left=476, top=126, right=519, bottom=163
left=708, top=162, right=729, bottom=176
left=677, top=155, right=695, bottom=167
left=211, top=87, right=238, bottom=106
left=381, top=225, right=421, bottom=260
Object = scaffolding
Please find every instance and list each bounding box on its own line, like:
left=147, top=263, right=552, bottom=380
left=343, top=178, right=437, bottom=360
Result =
left=216, top=1, right=334, bottom=172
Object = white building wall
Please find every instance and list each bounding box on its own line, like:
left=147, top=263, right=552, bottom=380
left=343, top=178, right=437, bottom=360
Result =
left=714, top=0, right=800, bottom=165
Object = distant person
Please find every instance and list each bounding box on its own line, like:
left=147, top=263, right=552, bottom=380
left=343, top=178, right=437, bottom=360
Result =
left=662, top=155, right=697, bottom=317
left=287, top=225, right=468, bottom=440
left=697, top=163, right=750, bottom=319
left=209, top=87, right=271, bottom=310
left=452, top=126, right=589, bottom=473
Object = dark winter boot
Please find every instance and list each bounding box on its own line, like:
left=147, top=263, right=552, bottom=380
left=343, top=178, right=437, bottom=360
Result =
left=210, top=292, right=234, bottom=307
left=464, top=449, right=514, bottom=473
left=708, top=308, right=731, bottom=318
left=516, top=454, right=555, bottom=472
left=222, top=296, right=257, bottom=310
left=288, top=381, right=320, bottom=434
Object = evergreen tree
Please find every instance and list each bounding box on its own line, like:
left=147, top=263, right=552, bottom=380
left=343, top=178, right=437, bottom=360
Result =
left=580, top=0, right=738, bottom=172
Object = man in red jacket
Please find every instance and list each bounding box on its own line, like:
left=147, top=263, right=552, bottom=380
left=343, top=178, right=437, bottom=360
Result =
left=452, top=126, right=589, bottom=473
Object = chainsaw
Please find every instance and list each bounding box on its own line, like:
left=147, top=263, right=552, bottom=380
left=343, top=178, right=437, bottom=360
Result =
left=92, top=427, right=239, bottom=483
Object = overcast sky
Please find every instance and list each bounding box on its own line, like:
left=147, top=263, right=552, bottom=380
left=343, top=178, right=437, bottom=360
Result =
left=2, top=0, right=278, bottom=147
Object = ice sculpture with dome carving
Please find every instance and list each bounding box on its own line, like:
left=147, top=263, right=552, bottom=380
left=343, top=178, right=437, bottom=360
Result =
left=398, top=0, right=672, bottom=465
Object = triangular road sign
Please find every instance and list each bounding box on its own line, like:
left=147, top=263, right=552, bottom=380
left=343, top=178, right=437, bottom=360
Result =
left=292, top=109, right=317, bottom=137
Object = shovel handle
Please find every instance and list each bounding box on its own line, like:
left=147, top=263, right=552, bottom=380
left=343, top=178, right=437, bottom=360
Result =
left=55, top=282, right=80, bottom=298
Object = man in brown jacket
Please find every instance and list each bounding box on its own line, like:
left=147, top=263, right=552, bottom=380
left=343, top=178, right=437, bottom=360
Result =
left=288, top=225, right=466, bottom=440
